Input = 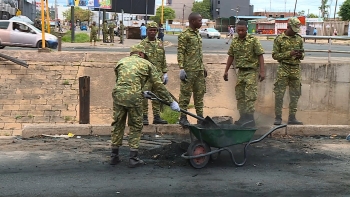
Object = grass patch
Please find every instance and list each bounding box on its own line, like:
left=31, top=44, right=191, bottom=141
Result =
left=64, top=116, right=72, bottom=122
left=62, top=31, right=90, bottom=43
left=160, top=104, right=195, bottom=124
left=62, top=80, right=70, bottom=85
left=15, top=115, right=23, bottom=120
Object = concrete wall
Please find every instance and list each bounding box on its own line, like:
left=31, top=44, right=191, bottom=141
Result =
left=1, top=51, right=350, bottom=136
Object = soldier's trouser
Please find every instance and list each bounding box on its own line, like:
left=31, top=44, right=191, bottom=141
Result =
left=110, top=33, right=114, bottom=42
left=103, top=32, right=108, bottom=41
left=90, top=35, right=97, bottom=42
left=179, top=70, right=206, bottom=116
left=111, top=100, right=143, bottom=151
left=235, top=69, right=258, bottom=114
left=142, top=81, right=161, bottom=116
left=120, top=35, right=124, bottom=42
left=274, top=63, right=301, bottom=116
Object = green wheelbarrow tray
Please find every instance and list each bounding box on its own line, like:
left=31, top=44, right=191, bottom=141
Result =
left=181, top=124, right=287, bottom=169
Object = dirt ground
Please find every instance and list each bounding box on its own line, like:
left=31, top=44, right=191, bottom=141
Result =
left=1, top=134, right=350, bottom=196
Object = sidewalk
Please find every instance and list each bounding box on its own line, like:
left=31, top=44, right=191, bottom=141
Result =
left=61, top=39, right=173, bottom=49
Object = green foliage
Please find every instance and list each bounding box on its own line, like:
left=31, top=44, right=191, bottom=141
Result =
left=150, top=6, right=176, bottom=25
left=339, top=0, right=350, bottom=21
left=319, top=0, right=330, bottom=18
left=307, top=13, right=319, bottom=18
left=297, top=10, right=305, bottom=16
left=61, top=31, right=91, bottom=43
left=160, top=106, right=179, bottom=124
left=192, top=0, right=212, bottom=19
left=62, top=7, right=93, bottom=22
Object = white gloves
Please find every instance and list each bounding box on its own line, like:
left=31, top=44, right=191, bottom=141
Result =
left=179, top=69, right=187, bottom=81
left=170, top=101, right=180, bottom=112
left=143, top=91, right=152, bottom=99
left=163, top=73, right=168, bottom=85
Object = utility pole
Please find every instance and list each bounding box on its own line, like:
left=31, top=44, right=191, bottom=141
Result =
left=334, top=0, right=338, bottom=20
left=270, top=0, right=271, bottom=12
left=293, top=0, right=297, bottom=17
left=182, top=4, right=185, bottom=25
left=54, top=0, right=57, bottom=31
left=235, top=6, right=239, bottom=25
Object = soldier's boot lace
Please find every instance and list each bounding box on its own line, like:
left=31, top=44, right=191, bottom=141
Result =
left=153, top=115, right=168, bottom=124
left=274, top=115, right=282, bottom=125
left=179, top=116, right=190, bottom=127
left=143, top=115, right=149, bottom=125
left=110, top=148, right=121, bottom=165
left=128, top=151, right=144, bottom=168
left=288, top=114, right=303, bottom=125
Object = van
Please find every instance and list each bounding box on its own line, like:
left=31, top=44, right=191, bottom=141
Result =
left=0, top=20, right=58, bottom=49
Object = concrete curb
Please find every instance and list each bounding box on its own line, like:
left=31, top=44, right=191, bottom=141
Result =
left=20, top=124, right=350, bottom=139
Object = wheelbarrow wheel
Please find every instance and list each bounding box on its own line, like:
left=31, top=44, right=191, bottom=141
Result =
left=187, top=140, right=210, bottom=169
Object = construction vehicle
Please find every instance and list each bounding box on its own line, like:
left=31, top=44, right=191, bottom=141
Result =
left=0, top=0, right=17, bottom=20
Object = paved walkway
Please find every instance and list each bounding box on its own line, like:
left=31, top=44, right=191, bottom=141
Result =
left=62, top=39, right=173, bottom=49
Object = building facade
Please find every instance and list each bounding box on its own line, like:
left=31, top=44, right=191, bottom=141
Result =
left=254, top=11, right=295, bottom=18
left=211, top=0, right=254, bottom=19
left=167, top=0, right=194, bottom=20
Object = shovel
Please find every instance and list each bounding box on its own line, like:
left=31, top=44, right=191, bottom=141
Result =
left=145, top=91, right=220, bottom=128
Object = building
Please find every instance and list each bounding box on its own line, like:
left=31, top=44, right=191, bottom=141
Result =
left=254, top=11, right=295, bottom=18
left=210, top=0, right=254, bottom=19
left=166, top=0, right=194, bottom=20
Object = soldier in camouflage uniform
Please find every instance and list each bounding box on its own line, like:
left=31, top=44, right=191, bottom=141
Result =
left=177, top=13, right=207, bottom=126
left=108, top=21, right=116, bottom=43
left=272, top=17, right=304, bottom=125
left=110, top=44, right=180, bottom=168
left=119, top=21, right=124, bottom=44
left=89, top=21, right=98, bottom=46
left=140, top=22, right=169, bottom=125
left=102, top=20, right=109, bottom=43
left=223, top=20, right=265, bottom=128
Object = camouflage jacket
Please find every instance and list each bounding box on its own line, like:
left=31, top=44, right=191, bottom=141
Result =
left=177, top=28, right=204, bottom=71
left=227, top=34, right=264, bottom=69
left=272, top=32, right=304, bottom=65
left=102, top=23, right=108, bottom=33
left=139, top=37, right=167, bottom=74
left=90, top=26, right=98, bottom=36
left=113, top=54, right=173, bottom=107
left=108, top=23, right=116, bottom=34
left=119, top=24, right=124, bottom=34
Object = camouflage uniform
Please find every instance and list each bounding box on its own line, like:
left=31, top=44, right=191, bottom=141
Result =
left=102, top=22, right=108, bottom=42
left=228, top=34, right=264, bottom=117
left=140, top=22, right=168, bottom=124
left=272, top=17, right=304, bottom=123
left=108, top=22, right=116, bottom=43
left=111, top=44, right=173, bottom=151
left=177, top=28, right=206, bottom=119
left=90, top=25, right=98, bottom=43
left=119, top=22, right=124, bottom=44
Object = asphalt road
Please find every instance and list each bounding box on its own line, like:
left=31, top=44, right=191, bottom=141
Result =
left=3, top=35, right=350, bottom=58
left=0, top=135, right=349, bottom=197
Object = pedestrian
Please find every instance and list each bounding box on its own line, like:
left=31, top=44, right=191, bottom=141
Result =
left=157, top=23, right=165, bottom=42
left=177, top=12, right=207, bottom=126
left=140, top=23, right=147, bottom=40
left=119, top=21, right=124, bottom=44
left=313, top=27, right=317, bottom=36
left=89, top=21, right=98, bottom=46
left=226, top=25, right=235, bottom=44
left=333, top=29, right=338, bottom=36
left=110, top=44, right=180, bottom=168
left=223, top=20, right=265, bottom=127
left=108, top=21, right=116, bottom=43
left=103, top=20, right=109, bottom=43
left=272, top=17, right=304, bottom=125
left=140, top=22, right=169, bottom=125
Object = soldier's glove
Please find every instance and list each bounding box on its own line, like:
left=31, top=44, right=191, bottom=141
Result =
left=162, top=73, right=168, bottom=85
left=179, top=69, right=187, bottom=82
left=170, top=101, right=180, bottom=112
left=204, top=69, right=207, bottom=78
left=143, top=91, right=152, bottom=99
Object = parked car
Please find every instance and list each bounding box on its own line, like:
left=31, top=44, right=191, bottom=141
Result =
left=199, top=28, right=221, bottom=39
left=80, top=23, right=87, bottom=31
left=0, top=20, right=58, bottom=49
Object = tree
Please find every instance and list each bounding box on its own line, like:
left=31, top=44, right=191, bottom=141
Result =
left=192, top=0, right=212, bottom=19
left=62, top=7, right=93, bottom=22
left=319, top=0, right=330, bottom=19
left=150, top=6, right=175, bottom=24
left=307, top=13, right=319, bottom=18
left=338, top=0, right=350, bottom=21
left=297, top=10, right=305, bottom=16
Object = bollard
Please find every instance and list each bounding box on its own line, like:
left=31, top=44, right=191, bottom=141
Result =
left=58, top=36, right=62, bottom=51
left=79, top=76, right=90, bottom=124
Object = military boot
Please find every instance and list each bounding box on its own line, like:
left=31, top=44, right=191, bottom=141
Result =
left=110, top=148, right=121, bottom=165
left=143, top=115, right=149, bottom=125
left=234, top=112, right=246, bottom=126
left=128, top=151, right=144, bottom=168
left=153, top=115, right=168, bottom=124
left=197, top=115, right=204, bottom=125
left=274, top=115, right=282, bottom=125
left=288, top=114, right=303, bottom=125
left=242, top=114, right=256, bottom=128
left=179, top=115, right=190, bottom=127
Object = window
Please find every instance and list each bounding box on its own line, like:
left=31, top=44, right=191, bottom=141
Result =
left=280, top=15, right=285, bottom=18
left=0, top=21, right=9, bottom=29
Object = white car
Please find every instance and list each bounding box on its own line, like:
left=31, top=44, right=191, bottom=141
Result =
left=199, top=28, right=221, bottom=39
left=0, top=20, right=58, bottom=49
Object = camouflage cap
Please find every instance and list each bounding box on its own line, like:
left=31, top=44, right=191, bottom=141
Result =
left=288, top=17, right=301, bottom=33
left=147, top=21, right=158, bottom=29
left=130, top=44, right=146, bottom=54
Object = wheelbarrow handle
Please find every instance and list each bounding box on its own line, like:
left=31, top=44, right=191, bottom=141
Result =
left=146, top=91, right=205, bottom=121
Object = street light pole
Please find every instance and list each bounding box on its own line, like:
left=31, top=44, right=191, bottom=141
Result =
left=231, top=6, right=239, bottom=25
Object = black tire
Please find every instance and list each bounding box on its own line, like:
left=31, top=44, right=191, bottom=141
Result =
left=217, top=37, right=220, bottom=39
left=0, top=45, right=5, bottom=49
left=207, top=34, right=211, bottom=39
left=187, top=140, right=210, bottom=169
left=37, top=40, right=49, bottom=48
